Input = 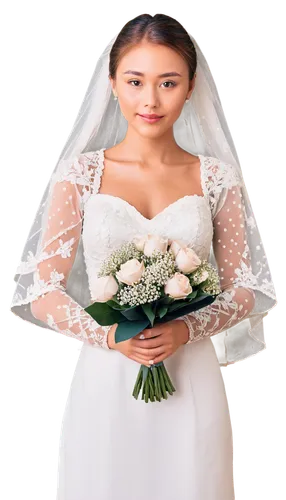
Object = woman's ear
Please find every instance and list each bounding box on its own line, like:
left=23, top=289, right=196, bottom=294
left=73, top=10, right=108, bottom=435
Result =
left=187, top=73, right=196, bottom=99
left=108, top=75, right=116, bottom=95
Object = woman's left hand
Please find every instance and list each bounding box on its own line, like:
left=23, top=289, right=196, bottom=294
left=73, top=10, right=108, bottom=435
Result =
left=130, top=320, right=189, bottom=365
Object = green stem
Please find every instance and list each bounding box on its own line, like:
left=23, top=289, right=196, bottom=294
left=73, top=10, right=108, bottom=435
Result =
left=156, top=366, right=163, bottom=400
left=158, top=366, right=168, bottom=399
left=161, top=364, right=176, bottom=392
left=148, top=369, right=155, bottom=402
left=141, top=378, right=146, bottom=400
left=161, top=368, right=173, bottom=395
left=132, top=365, right=143, bottom=399
left=152, top=366, right=161, bottom=402
left=148, top=367, right=155, bottom=391
left=148, top=369, right=155, bottom=403
left=144, top=375, right=150, bottom=403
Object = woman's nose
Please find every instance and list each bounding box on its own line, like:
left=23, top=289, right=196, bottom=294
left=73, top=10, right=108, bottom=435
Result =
left=143, top=86, right=160, bottom=108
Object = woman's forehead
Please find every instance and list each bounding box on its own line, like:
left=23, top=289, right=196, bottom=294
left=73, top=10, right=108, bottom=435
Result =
left=117, top=44, right=188, bottom=75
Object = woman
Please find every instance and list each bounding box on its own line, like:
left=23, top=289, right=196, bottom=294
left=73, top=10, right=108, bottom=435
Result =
left=10, top=13, right=278, bottom=500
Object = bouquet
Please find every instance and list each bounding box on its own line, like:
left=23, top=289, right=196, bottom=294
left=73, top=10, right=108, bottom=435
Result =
left=84, top=234, right=221, bottom=403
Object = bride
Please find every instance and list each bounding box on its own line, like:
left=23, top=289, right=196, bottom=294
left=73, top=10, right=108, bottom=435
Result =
left=10, top=13, right=278, bottom=500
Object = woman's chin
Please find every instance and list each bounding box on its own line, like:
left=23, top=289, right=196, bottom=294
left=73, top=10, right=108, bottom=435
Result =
left=134, top=115, right=169, bottom=134
left=135, top=126, right=167, bottom=138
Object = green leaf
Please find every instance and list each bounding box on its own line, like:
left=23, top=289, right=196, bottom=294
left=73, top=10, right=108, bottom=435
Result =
left=105, top=299, right=126, bottom=310
left=156, top=296, right=174, bottom=306
left=157, top=305, right=169, bottom=318
left=167, top=294, right=203, bottom=311
left=84, top=301, right=123, bottom=325
left=120, top=305, right=146, bottom=321
left=155, top=293, right=218, bottom=324
left=151, top=301, right=158, bottom=318
left=169, top=299, right=189, bottom=312
left=168, top=301, right=192, bottom=312
left=141, top=302, right=156, bottom=326
left=115, top=318, right=151, bottom=343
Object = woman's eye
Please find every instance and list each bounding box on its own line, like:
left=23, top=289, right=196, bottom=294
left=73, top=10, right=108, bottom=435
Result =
left=161, top=81, right=176, bottom=88
left=128, top=80, right=141, bottom=87
left=128, top=80, right=176, bottom=88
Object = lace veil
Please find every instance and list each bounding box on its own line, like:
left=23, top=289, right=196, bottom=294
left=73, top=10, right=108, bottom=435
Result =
left=10, top=31, right=278, bottom=366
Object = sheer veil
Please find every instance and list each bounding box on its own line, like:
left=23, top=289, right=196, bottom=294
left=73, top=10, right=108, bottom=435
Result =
left=8, top=16, right=278, bottom=366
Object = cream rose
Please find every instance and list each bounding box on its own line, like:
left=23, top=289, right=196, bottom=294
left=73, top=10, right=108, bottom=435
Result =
left=143, top=234, right=169, bottom=257
left=132, top=234, right=148, bottom=251
left=92, top=275, right=119, bottom=302
left=175, top=247, right=201, bottom=273
left=169, top=239, right=187, bottom=258
left=164, top=272, right=193, bottom=299
left=115, top=258, right=145, bottom=285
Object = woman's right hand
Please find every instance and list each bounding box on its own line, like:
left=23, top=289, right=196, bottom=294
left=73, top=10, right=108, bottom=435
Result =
left=107, top=323, right=151, bottom=367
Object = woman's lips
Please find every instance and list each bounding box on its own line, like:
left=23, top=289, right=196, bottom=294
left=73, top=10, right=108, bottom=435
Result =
left=138, top=114, right=164, bottom=123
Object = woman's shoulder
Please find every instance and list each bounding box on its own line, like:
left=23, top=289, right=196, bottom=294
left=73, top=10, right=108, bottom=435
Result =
left=49, top=149, right=106, bottom=206
left=201, top=154, right=242, bottom=188
left=55, top=149, right=103, bottom=178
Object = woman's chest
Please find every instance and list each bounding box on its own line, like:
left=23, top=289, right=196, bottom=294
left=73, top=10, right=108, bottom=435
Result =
left=97, top=160, right=204, bottom=222
left=82, top=193, right=214, bottom=264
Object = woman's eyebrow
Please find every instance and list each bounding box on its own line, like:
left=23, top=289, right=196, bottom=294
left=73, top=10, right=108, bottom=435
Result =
left=123, top=70, right=182, bottom=77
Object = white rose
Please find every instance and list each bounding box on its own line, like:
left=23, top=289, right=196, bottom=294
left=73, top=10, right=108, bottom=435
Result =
left=143, top=234, right=169, bottom=257
left=164, top=272, right=193, bottom=299
left=92, top=275, right=119, bottom=302
left=132, top=234, right=148, bottom=251
left=175, top=247, right=201, bottom=273
left=115, top=258, right=145, bottom=285
left=169, top=239, right=187, bottom=258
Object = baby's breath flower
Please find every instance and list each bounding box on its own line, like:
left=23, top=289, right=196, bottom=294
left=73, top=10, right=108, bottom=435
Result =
left=117, top=281, right=161, bottom=307
left=97, top=241, right=220, bottom=308
left=191, top=259, right=221, bottom=295
left=114, top=248, right=176, bottom=307
left=97, top=242, right=142, bottom=277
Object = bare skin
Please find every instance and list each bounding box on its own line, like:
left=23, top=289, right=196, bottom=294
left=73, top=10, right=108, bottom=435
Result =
left=104, top=41, right=199, bottom=363
left=99, top=146, right=203, bottom=221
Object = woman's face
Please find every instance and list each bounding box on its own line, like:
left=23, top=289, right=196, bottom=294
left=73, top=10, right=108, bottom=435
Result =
left=109, top=42, right=196, bottom=138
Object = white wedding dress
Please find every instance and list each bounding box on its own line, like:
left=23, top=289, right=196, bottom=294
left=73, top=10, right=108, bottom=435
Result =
left=28, top=148, right=241, bottom=499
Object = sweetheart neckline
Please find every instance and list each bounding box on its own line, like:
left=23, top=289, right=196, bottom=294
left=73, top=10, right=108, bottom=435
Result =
left=89, top=192, right=210, bottom=223
left=88, top=148, right=209, bottom=222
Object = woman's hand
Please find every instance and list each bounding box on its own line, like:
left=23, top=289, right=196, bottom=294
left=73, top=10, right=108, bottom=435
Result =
left=107, top=323, right=151, bottom=366
left=108, top=320, right=189, bottom=366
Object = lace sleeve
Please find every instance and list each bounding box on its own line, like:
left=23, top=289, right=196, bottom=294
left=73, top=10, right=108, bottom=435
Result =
left=180, top=158, right=276, bottom=359
left=11, top=152, right=113, bottom=349
left=180, top=175, right=256, bottom=343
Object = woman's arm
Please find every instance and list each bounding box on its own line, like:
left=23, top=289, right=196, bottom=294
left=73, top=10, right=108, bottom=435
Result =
left=29, top=153, right=113, bottom=349
left=180, top=180, right=256, bottom=343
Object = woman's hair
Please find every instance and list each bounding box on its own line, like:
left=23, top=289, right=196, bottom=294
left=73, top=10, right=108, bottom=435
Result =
left=109, top=13, right=197, bottom=81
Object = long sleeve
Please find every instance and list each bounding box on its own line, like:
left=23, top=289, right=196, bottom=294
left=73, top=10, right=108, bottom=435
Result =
left=180, top=160, right=256, bottom=344
left=27, top=152, right=112, bottom=349
left=180, top=157, right=277, bottom=348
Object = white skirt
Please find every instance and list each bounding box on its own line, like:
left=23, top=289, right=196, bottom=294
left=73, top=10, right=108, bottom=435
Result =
left=56, top=337, right=235, bottom=500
